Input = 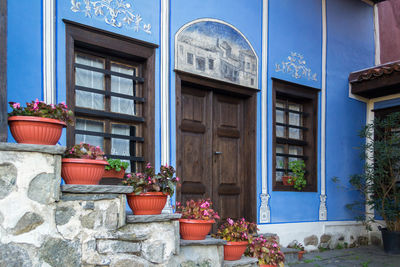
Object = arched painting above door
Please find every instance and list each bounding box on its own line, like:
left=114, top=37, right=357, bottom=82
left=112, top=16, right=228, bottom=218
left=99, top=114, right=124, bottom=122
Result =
left=175, top=19, right=258, bottom=89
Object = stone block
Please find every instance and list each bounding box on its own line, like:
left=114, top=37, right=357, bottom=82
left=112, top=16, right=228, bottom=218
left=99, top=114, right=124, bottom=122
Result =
left=180, top=236, right=227, bottom=246
left=39, top=238, right=81, bottom=267
left=0, top=142, right=66, bottom=155
left=61, top=193, right=121, bottom=201
left=95, top=231, right=149, bottom=241
left=320, top=234, right=331, bottom=243
left=142, top=241, right=166, bottom=263
left=56, top=206, right=76, bottom=226
left=304, top=235, right=318, bottom=246
left=61, top=185, right=133, bottom=194
left=12, top=212, right=44, bottom=235
left=357, top=235, right=369, bottom=246
left=126, top=213, right=181, bottom=223
left=81, top=211, right=98, bottom=229
left=0, top=243, right=33, bottom=267
left=0, top=162, right=17, bottom=199
left=96, top=240, right=141, bottom=254
left=28, top=173, right=57, bottom=204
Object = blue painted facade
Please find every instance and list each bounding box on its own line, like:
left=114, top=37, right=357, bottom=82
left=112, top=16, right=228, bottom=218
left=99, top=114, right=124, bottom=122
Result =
left=6, top=0, right=382, bottom=226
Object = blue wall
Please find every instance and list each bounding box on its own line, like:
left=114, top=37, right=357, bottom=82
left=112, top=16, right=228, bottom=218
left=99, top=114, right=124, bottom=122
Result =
left=5, top=0, right=376, bottom=224
left=325, top=0, right=374, bottom=221
left=267, top=0, right=323, bottom=223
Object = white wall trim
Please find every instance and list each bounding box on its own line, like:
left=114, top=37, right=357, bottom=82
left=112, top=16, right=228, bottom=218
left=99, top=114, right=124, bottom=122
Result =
left=319, top=0, right=327, bottom=221
left=161, top=0, right=172, bottom=214
left=259, top=0, right=270, bottom=224
left=43, top=0, right=56, bottom=104
left=374, top=4, right=381, bottom=65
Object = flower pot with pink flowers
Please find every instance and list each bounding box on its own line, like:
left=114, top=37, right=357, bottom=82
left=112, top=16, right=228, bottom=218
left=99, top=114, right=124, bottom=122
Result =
left=8, top=100, right=74, bottom=145
left=212, top=218, right=258, bottom=261
left=122, top=163, right=180, bottom=215
left=176, top=199, right=220, bottom=240
left=62, top=143, right=108, bottom=185
left=245, top=235, right=285, bottom=267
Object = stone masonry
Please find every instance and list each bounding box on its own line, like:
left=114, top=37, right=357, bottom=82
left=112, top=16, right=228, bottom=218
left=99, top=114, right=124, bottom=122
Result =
left=0, top=143, right=257, bottom=267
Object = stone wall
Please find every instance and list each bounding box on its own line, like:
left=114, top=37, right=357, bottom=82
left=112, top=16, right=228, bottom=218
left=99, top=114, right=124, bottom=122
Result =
left=0, top=143, right=257, bottom=267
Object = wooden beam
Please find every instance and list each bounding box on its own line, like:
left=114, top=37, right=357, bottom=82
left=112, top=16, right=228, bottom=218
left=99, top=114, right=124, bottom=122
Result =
left=0, top=0, right=7, bottom=142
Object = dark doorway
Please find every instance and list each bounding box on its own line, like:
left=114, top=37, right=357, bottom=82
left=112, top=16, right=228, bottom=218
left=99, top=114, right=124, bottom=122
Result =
left=175, top=70, right=258, bottom=223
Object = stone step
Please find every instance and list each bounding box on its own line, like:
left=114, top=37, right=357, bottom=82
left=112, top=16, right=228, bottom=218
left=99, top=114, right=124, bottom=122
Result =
left=223, top=256, right=258, bottom=267
left=180, top=236, right=227, bottom=246
left=61, top=184, right=133, bottom=194
left=126, top=213, right=181, bottom=223
left=281, top=247, right=301, bottom=263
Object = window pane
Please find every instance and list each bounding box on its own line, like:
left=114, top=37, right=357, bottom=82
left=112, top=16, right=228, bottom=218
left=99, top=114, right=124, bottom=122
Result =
left=276, top=109, right=285, bottom=123
left=276, top=156, right=285, bottom=169
left=289, top=127, right=302, bottom=139
left=276, top=125, right=285, bottom=138
left=75, top=118, right=104, bottom=149
left=276, top=101, right=285, bottom=108
left=289, top=103, right=301, bottom=112
left=276, top=171, right=284, bottom=182
left=289, top=146, right=303, bottom=156
left=110, top=62, right=136, bottom=115
left=75, top=53, right=105, bottom=110
left=289, top=112, right=301, bottom=126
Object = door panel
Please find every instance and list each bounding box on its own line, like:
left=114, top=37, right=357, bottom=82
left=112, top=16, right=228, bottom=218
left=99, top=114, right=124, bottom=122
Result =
left=178, top=86, right=212, bottom=204
left=213, top=94, right=244, bottom=222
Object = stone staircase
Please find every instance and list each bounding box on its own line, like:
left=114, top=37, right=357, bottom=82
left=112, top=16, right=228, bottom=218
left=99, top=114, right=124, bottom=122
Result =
left=0, top=143, right=258, bottom=267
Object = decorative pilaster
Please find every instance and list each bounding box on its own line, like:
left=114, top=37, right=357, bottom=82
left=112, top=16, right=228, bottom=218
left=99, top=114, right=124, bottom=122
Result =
left=319, top=194, right=327, bottom=221
left=259, top=193, right=271, bottom=223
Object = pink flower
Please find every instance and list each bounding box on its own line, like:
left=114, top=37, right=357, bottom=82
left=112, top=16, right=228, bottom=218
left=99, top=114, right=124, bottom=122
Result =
left=176, top=177, right=180, bottom=181
left=273, top=243, right=278, bottom=248
left=127, top=174, right=132, bottom=178
left=200, top=201, right=210, bottom=209
left=12, top=103, right=20, bottom=109
left=35, top=98, right=39, bottom=104
left=227, top=218, right=234, bottom=225
left=203, top=210, right=209, bottom=216
left=146, top=163, right=152, bottom=169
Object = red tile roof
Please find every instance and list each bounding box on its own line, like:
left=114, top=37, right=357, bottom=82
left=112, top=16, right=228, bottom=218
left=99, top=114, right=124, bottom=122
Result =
left=349, top=60, right=400, bottom=84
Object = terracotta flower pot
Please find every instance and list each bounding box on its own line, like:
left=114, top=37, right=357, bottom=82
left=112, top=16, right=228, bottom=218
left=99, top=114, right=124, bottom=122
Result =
left=126, top=192, right=168, bottom=215
left=282, top=176, right=294, bottom=186
left=224, top=241, right=248, bottom=261
left=8, top=116, right=66, bottom=145
left=260, top=265, right=277, bottom=267
left=103, top=168, right=125, bottom=179
left=179, top=219, right=215, bottom=240
left=61, top=158, right=108, bottom=185
left=298, top=250, right=305, bottom=260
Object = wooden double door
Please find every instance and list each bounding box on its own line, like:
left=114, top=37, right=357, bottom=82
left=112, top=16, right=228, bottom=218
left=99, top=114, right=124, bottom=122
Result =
left=176, top=72, right=257, bottom=223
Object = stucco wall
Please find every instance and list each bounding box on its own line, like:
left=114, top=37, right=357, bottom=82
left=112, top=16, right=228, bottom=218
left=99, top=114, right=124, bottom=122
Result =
left=378, top=0, right=400, bottom=64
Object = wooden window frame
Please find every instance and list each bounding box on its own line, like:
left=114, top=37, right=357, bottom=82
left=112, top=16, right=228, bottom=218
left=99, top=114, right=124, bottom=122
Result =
left=0, top=0, right=7, bottom=142
left=65, top=20, right=157, bottom=166
left=272, top=78, right=319, bottom=192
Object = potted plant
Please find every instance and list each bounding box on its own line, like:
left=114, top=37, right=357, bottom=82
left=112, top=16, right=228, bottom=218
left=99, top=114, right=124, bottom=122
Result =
left=289, top=159, right=307, bottom=190
left=280, top=161, right=294, bottom=186
left=344, top=112, right=400, bottom=254
left=122, top=163, right=179, bottom=215
left=245, top=235, right=285, bottom=267
left=104, top=159, right=129, bottom=179
left=8, top=99, right=73, bottom=145
left=176, top=199, right=220, bottom=240
left=62, top=143, right=108, bottom=185
left=212, top=218, right=258, bottom=261
left=287, top=241, right=305, bottom=260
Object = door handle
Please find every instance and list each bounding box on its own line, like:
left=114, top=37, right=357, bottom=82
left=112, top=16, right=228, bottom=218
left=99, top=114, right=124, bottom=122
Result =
left=214, top=151, right=223, bottom=155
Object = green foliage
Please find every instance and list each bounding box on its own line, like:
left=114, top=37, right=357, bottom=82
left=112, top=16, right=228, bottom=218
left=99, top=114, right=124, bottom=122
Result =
left=63, top=143, right=106, bottom=160
left=347, top=112, right=400, bottom=232
left=212, top=218, right=258, bottom=242
left=245, top=235, right=285, bottom=266
left=175, top=199, right=220, bottom=220
left=105, top=159, right=129, bottom=171
left=8, top=99, right=74, bottom=125
left=122, top=163, right=180, bottom=196
left=289, top=159, right=307, bottom=190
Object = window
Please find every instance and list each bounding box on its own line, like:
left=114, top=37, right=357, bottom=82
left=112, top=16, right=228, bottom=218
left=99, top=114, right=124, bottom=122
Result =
left=273, top=79, right=319, bottom=191
left=208, top=58, right=214, bottom=70
left=196, top=57, right=205, bottom=71
left=187, top=53, right=193, bottom=65
left=65, top=20, right=156, bottom=172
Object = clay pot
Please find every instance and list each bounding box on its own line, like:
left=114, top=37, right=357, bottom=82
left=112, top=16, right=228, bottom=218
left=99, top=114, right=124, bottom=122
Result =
left=298, top=250, right=305, bottom=260
left=103, top=168, right=125, bottom=179
left=282, top=176, right=294, bottom=186
left=61, top=158, right=108, bottom=185
left=179, top=219, right=215, bottom=240
left=8, top=116, right=66, bottom=145
left=126, top=192, right=168, bottom=215
left=224, top=241, right=249, bottom=261
left=260, top=265, right=277, bottom=267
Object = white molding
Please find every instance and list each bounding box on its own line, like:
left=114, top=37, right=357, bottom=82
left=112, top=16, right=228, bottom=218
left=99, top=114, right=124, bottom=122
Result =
left=371, top=93, right=400, bottom=104
left=319, top=0, right=327, bottom=221
left=43, top=0, right=56, bottom=104
left=374, top=4, right=381, bottom=65
left=259, top=0, right=270, bottom=224
left=161, top=0, right=172, bottom=214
